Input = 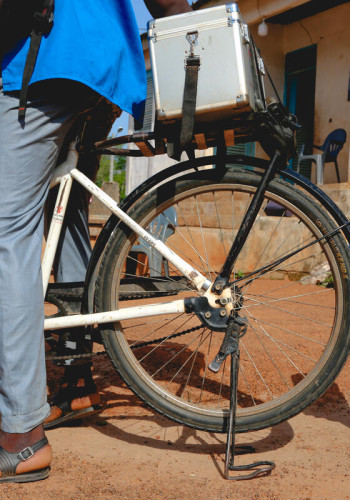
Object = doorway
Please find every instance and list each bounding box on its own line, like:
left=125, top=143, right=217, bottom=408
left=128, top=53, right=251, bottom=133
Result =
left=285, top=45, right=317, bottom=177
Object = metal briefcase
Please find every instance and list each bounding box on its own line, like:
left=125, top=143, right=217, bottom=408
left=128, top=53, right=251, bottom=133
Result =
left=148, top=3, right=265, bottom=131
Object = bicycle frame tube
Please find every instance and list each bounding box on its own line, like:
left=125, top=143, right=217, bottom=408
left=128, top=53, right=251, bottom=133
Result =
left=45, top=300, right=185, bottom=329
left=42, top=145, right=78, bottom=296
left=44, top=148, right=350, bottom=332
left=70, top=169, right=210, bottom=291
left=212, top=152, right=281, bottom=292
left=43, top=142, right=211, bottom=331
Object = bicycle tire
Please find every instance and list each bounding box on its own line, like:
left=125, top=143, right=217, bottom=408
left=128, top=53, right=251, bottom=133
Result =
left=95, top=165, right=350, bottom=433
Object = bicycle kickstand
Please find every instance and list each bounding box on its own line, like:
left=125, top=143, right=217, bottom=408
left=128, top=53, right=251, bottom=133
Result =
left=224, top=339, right=276, bottom=480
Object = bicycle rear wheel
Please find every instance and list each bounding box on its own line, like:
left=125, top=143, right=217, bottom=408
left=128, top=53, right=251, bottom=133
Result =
left=96, top=165, right=350, bottom=432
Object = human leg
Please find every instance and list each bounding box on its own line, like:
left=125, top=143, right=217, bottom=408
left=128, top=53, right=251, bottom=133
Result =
left=0, top=79, right=78, bottom=480
left=45, top=97, right=121, bottom=427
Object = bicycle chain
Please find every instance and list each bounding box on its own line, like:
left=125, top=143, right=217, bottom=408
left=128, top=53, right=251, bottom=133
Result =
left=45, top=351, right=105, bottom=361
left=120, top=291, right=177, bottom=301
left=45, top=324, right=202, bottom=361
left=130, top=324, right=203, bottom=349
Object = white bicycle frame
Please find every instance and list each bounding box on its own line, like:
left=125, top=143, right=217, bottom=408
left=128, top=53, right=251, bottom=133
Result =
left=43, top=142, right=212, bottom=332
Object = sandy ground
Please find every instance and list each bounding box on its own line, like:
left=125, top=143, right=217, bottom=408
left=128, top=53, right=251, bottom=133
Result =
left=1, top=348, right=349, bottom=500
left=2, top=276, right=350, bottom=499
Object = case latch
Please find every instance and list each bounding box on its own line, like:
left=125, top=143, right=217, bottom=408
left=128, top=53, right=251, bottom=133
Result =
left=257, top=55, right=266, bottom=75
left=186, top=30, right=199, bottom=57
left=241, top=23, right=250, bottom=43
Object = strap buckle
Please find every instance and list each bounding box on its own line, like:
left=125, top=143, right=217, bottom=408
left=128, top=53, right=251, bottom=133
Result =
left=33, top=12, right=54, bottom=35
left=18, top=446, right=35, bottom=462
left=186, top=31, right=198, bottom=57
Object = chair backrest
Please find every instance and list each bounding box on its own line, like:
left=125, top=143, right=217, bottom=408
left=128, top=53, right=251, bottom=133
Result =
left=149, top=207, right=177, bottom=242
left=321, top=129, right=347, bottom=162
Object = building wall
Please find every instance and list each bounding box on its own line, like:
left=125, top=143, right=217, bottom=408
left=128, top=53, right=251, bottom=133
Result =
left=247, top=3, right=350, bottom=182
left=194, top=0, right=309, bottom=23
left=204, top=1, right=350, bottom=184
left=127, top=1, right=350, bottom=191
left=283, top=3, right=350, bottom=183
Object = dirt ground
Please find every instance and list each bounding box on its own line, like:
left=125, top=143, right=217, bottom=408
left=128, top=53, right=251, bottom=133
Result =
left=2, top=352, right=349, bottom=499
left=2, top=284, right=350, bottom=500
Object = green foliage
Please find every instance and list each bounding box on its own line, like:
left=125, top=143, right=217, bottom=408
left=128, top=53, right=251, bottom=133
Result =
left=320, top=275, right=334, bottom=288
left=234, top=270, right=245, bottom=279
left=96, top=154, right=126, bottom=200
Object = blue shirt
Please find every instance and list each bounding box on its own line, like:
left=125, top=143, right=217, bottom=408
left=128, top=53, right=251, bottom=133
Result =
left=1, top=0, right=146, bottom=120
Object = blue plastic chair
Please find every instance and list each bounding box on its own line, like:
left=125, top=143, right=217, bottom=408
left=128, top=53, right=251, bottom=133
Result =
left=297, top=129, right=347, bottom=184
left=127, top=207, right=177, bottom=277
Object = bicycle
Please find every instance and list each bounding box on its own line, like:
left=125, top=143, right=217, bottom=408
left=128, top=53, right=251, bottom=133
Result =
left=43, top=111, right=350, bottom=438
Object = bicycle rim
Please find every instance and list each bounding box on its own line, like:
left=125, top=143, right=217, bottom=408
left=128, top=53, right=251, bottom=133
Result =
left=96, top=167, right=350, bottom=432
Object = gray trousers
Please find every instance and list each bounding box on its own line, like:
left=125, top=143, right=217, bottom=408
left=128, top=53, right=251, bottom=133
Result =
left=0, top=78, right=119, bottom=432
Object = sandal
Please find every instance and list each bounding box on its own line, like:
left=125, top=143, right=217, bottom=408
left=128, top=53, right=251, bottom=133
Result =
left=0, top=437, right=50, bottom=483
left=44, top=384, right=102, bottom=429
left=45, top=364, right=103, bottom=429
left=44, top=402, right=103, bottom=429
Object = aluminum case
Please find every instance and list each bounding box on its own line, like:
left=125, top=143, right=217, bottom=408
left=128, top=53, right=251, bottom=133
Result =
left=148, top=3, right=265, bottom=128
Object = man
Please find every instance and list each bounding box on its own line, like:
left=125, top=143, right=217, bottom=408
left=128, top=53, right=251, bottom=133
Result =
left=0, top=0, right=191, bottom=483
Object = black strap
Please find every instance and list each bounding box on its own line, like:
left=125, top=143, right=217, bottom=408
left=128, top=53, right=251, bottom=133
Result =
left=179, top=55, right=200, bottom=152
left=168, top=53, right=200, bottom=161
left=18, top=0, right=55, bottom=118
left=18, top=32, right=42, bottom=117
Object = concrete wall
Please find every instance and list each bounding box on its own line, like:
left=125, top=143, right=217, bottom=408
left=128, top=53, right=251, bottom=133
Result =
left=283, top=3, right=350, bottom=183
left=194, top=0, right=309, bottom=23
left=198, top=1, right=350, bottom=183
left=165, top=191, right=325, bottom=279
left=249, top=4, right=350, bottom=183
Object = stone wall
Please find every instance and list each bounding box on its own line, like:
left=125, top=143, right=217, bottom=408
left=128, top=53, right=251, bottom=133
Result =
left=166, top=192, right=325, bottom=279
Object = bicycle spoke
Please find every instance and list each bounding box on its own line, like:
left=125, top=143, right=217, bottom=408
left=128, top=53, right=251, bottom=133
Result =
left=199, top=332, right=214, bottom=404
left=98, top=167, right=349, bottom=433
left=246, top=288, right=335, bottom=310
left=238, top=361, right=257, bottom=406
left=175, top=202, right=213, bottom=277
left=242, top=300, right=327, bottom=346
left=179, top=331, right=204, bottom=399
left=245, top=307, right=306, bottom=380
left=245, top=314, right=291, bottom=390
left=129, top=313, right=189, bottom=348
left=195, top=195, right=213, bottom=280
left=245, top=316, right=319, bottom=363
left=244, top=294, right=333, bottom=329
left=163, top=330, right=211, bottom=388
left=213, top=191, right=227, bottom=259
left=138, top=315, right=195, bottom=363
left=240, top=339, right=274, bottom=400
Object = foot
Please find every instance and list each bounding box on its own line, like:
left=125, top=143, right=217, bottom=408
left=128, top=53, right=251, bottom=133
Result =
left=45, top=364, right=102, bottom=428
left=0, top=424, right=51, bottom=481
left=44, top=388, right=101, bottom=427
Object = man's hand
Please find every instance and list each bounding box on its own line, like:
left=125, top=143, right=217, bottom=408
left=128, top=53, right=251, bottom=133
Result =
left=143, top=0, right=192, bottom=19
